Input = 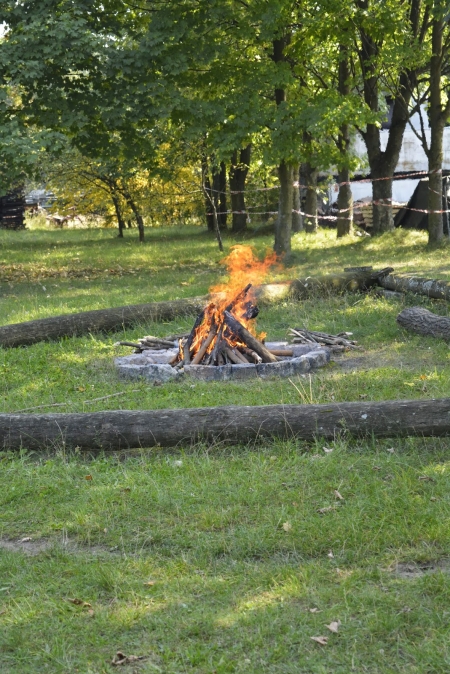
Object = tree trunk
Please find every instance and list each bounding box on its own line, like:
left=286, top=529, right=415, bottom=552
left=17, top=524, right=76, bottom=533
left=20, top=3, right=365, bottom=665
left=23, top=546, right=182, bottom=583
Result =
left=337, top=45, right=353, bottom=237
left=371, top=173, right=394, bottom=234
left=303, top=163, right=318, bottom=233
left=3, top=398, right=450, bottom=451
left=201, top=156, right=214, bottom=231
left=123, top=190, right=144, bottom=242
left=427, top=16, right=445, bottom=245
left=378, top=273, right=450, bottom=301
left=111, top=193, right=125, bottom=238
left=274, top=160, right=293, bottom=254
left=397, top=306, right=450, bottom=340
left=272, top=34, right=292, bottom=251
left=213, top=161, right=227, bottom=229
left=229, top=146, right=251, bottom=233
left=337, top=166, right=353, bottom=237
left=357, top=5, right=420, bottom=236
left=292, top=163, right=302, bottom=233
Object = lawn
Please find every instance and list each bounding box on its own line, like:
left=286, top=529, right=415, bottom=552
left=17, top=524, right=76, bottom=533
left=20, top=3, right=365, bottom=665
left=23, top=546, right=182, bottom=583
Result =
left=1, top=223, right=450, bottom=673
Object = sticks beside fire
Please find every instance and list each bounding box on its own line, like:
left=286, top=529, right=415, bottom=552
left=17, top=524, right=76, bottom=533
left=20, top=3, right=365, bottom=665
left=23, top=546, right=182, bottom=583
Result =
left=289, top=328, right=359, bottom=352
left=116, top=335, right=187, bottom=353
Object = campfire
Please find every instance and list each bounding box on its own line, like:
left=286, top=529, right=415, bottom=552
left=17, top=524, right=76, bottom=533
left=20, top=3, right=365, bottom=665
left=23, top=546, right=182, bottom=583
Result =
left=115, top=246, right=335, bottom=383
left=172, top=246, right=281, bottom=368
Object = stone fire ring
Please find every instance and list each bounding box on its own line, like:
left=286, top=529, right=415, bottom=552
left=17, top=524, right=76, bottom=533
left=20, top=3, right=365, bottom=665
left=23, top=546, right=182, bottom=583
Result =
left=115, top=342, right=331, bottom=384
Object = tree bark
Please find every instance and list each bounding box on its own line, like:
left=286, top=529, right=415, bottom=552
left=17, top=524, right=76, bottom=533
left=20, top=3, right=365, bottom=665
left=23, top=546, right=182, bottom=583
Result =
left=272, top=34, right=293, bottom=252
left=292, top=163, right=303, bottom=233
left=3, top=398, right=450, bottom=451
left=214, top=161, right=227, bottom=229
left=274, top=160, right=294, bottom=254
left=337, top=166, right=353, bottom=237
left=303, top=162, right=318, bottom=233
left=427, top=16, right=446, bottom=245
left=379, top=273, right=450, bottom=301
left=287, top=267, right=393, bottom=299
left=123, top=190, right=144, bottom=242
left=111, top=193, right=125, bottom=238
left=357, top=1, right=421, bottom=235
left=397, top=306, right=450, bottom=340
left=201, top=156, right=214, bottom=231
left=229, top=146, right=251, bottom=233
left=336, top=45, right=353, bottom=237
left=371, top=174, right=394, bottom=233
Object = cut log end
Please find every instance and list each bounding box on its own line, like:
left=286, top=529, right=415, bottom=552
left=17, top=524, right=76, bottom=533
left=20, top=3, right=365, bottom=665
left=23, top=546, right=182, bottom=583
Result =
left=397, top=307, right=450, bottom=340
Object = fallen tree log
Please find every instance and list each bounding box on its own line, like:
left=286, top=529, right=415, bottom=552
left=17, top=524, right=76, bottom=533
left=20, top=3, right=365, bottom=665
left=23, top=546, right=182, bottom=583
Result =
left=0, top=298, right=206, bottom=348
left=2, top=398, right=450, bottom=451
left=257, top=267, right=393, bottom=302
left=397, top=307, right=450, bottom=340
left=379, top=274, right=450, bottom=301
left=0, top=268, right=393, bottom=349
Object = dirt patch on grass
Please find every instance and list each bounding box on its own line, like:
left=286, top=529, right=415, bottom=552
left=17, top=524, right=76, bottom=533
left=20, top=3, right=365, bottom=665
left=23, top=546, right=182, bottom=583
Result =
left=393, top=559, right=450, bottom=578
left=0, top=538, right=123, bottom=557
left=0, top=538, right=52, bottom=556
left=334, top=347, right=448, bottom=373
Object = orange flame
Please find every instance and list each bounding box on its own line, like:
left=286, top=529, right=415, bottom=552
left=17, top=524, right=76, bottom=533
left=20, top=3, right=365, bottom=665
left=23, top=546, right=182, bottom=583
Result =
left=180, top=245, right=279, bottom=362
left=210, top=245, right=279, bottom=325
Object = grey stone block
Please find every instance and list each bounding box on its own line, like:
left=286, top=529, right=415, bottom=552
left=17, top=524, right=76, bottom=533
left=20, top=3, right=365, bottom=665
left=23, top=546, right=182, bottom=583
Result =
left=290, top=356, right=312, bottom=374
left=230, top=364, right=258, bottom=380
left=184, top=364, right=233, bottom=381
left=256, top=360, right=295, bottom=378
left=304, top=349, right=331, bottom=368
left=115, top=359, right=181, bottom=383
left=291, top=344, right=320, bottom=357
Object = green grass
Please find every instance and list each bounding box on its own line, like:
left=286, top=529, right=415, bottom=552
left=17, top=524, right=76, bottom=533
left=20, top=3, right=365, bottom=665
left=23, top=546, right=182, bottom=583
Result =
left=1, top=223, right=450, bottom=672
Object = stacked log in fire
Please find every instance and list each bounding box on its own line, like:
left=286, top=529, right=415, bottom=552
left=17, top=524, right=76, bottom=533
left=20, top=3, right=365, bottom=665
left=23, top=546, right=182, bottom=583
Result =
left=172, top=283, right=285, bottom=368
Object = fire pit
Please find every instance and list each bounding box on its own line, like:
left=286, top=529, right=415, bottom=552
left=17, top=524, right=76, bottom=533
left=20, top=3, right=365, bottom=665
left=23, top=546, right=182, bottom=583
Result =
left=115, top=246, right=331, bottom=384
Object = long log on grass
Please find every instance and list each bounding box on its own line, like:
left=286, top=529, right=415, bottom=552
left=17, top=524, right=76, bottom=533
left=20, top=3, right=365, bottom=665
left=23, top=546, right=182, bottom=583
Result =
left=0, top=268, right=393, bottom=349
left=276, top=267, right=394, bottom=301
left=0, top=298, right=206, bottom=348
left=379, top=274, right=450, bottom=301
left=2, top=398, right=450, bottom=450
left=397, top=307, right=450, bottom=340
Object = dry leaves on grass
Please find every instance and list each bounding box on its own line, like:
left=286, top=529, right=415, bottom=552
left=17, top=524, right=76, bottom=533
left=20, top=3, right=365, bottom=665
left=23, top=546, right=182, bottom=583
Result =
left=317, top=506, right=336, bottom=515
left=282, top=521, right=292, bottom=532
left=67, top=598, right=92, bottom=607
left=333, top=490, right=344, bottom=500
left=325, top=620, right=341, bottom=634
left=111, top=651, right=148, bottom=666
left=310, top=636, right=328, bottom=645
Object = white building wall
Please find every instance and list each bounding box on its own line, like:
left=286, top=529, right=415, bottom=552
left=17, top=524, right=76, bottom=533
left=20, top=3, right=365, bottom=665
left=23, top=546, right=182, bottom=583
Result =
left=347, top=109, right=450, bottom=203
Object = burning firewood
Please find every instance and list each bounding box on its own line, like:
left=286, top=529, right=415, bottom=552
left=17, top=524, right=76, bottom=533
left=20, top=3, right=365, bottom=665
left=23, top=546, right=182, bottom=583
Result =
left=223, top=311, right=278, bottom=363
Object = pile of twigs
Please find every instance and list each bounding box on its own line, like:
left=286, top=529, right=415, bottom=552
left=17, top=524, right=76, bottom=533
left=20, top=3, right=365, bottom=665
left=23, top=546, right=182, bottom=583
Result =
left=115, top=334, right=187, bottom=353
left=289, top=328, right=359, bottom=352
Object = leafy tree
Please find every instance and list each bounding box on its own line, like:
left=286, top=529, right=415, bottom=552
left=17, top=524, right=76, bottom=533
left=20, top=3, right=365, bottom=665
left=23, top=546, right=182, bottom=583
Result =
left=351, top=0, right=429, bottom=235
